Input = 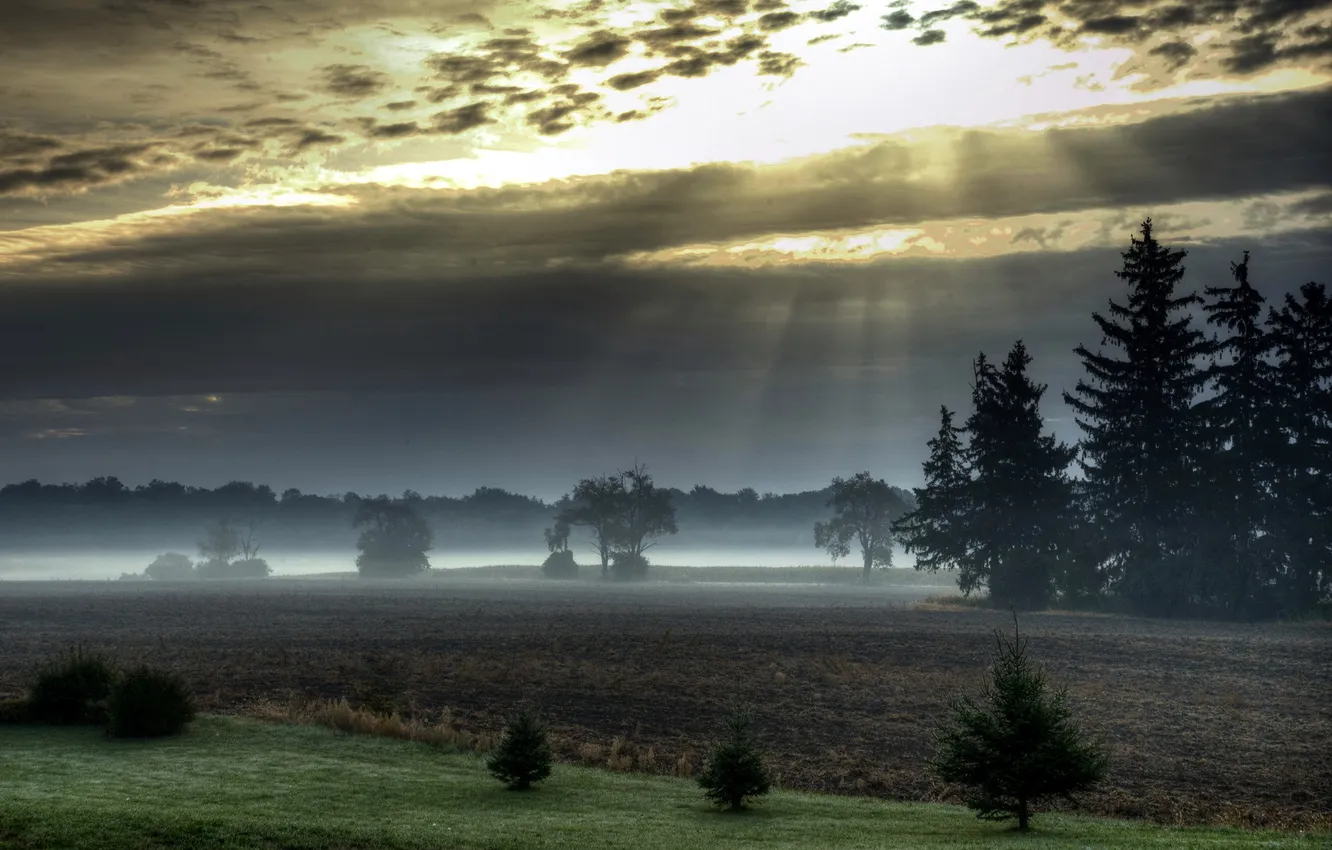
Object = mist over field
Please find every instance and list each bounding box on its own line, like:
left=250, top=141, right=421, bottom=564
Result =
left=0, top=546, right=923, bottom=582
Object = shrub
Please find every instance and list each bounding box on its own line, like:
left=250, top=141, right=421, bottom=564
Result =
left=27, top=647, right=116, bottom=725
left=144, top=552, right=194, bottom=581
left=697, top=709, right=772, bottom=811
left=610, top=551, right=650, bottom=581
left=106, top=666, right=196, bottom=738
left=541, top=550, right=578, bottom=579
left=486, top=708, right=553, bottom=790
left=931, top=617, right=1108, bottom=831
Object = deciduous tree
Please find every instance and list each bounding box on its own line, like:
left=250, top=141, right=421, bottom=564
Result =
left=814, top=471, right=896, bottom=577
left=353, top=497, right=433, bottom=578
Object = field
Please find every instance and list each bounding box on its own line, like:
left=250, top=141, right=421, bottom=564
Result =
left=0, top=575, right=1327, bottom=834
left=5, top=717, right=1322, bottom=849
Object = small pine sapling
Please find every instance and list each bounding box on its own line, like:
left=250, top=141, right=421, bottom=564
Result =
left=486, top=708, right=554, bottom=791
left=697, top=709, right=772, bottom=811
left=932, top=616, right=1108, bottom=831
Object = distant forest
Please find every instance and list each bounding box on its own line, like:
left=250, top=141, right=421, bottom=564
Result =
left=0, top=477, right=916, bottom=554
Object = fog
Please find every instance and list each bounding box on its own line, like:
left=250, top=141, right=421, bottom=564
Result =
left=0, top=546, right=919, bottom=582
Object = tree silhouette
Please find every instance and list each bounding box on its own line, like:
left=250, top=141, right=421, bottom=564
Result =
left=353, top=497, right=433, bottom=578
left=895, top=406, right=971, bottom=580
left=609, top=463, right=677, bottom=578
left=554, top=474, right=627, bottom=577
left=814, top=471, right=897, bottom=577
left=197, top=519, right=241, bottom=565
left=964, top=343, right=1078, bottom=610
left=1198, top=251, right=1281, bottom=617
left=1266, top=281, right=1332, bottom=614
left=1063, top=218, right=1210, bottom=617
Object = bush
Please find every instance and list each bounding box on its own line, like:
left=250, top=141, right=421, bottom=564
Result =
left=486, top=708, right=553, bottom=790
left=195, top=557, right=270, bottom=579
left=27, top=647, right=116, bottom=725
left=541, top=550, right=578, bottom=579
left=610, top=551, right=650, bottom=581
left=106, top=666, right=196, bottom=738
left=697, top=709, right=772, bottom=811
left=931, top=618, right=1108, bottom=831
left=144, top=552, right=194, bottom=581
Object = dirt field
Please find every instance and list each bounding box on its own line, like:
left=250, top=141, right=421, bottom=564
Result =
left=0, top=578, right=1327, bottom=831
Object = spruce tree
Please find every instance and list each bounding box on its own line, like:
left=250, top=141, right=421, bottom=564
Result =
left=1199, top=251, right=1280, bottom=617
left=932, top=618, right=1108, bottom=831
left=960, top=344, right=1078, bottom=609
left=894, top=406, right=973, bottom=582
left=1266, top=281, right=1332, bottom=614
left=1063, top=219, right=1211, bottom=616
left=486, top=708, right=554, bottom=791
left=697, top=709, right=772, bottom=811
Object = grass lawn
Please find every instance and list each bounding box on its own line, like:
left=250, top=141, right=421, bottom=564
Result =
left=0, top=717, right=1323, bottom=849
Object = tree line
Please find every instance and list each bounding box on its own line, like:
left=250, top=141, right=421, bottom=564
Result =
left=893, top=219, right=1331, bottom=620
left=0, top=476, right=912, bottom=548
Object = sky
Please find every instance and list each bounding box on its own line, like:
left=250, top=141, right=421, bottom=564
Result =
left=1, top=0, right=1330, bottom=500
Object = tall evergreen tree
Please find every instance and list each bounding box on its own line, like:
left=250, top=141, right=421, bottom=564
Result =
left=895, top=406, right=973, bottom=583
left=965, top=343, right=1078, bottom=610
left=1063, top=219, right=1211, bottom=617
left=1266, top=281, right=1332, bottom=614
left=1198, top=251, right=1280, bottom=617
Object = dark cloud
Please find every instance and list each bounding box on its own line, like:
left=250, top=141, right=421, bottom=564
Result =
left=432, top=102, right=494, bottom=134
left=1011, top=218, right=1075, bottom=248
left=757, top=11, right=802, bottom=31
left=880, top=10, right=914, bottom=30
left=292, top=128, right=344, bottom=151
left=899, top=0, right=1332, bottom=89
left=563, top=30, right=634, bottom=66
left=1149, top=40, right=1198, bottom=70
left=471, top=83, right=526, bottom=95
left=809, top=1, right=862, bottom=22
left=0, top=142, right=178, bottom=197
left=757, top=50, right=804, bottom=76
left=368, top=121, right=421, bottom=139
left=503, top=89, right=547, bottom=104
left=607, top=69, right=664, bottom=90
left=0, top=132, right=63, bottom=162
left=1287, top=191, right=1332, bottom=216
left=527, top=103, right=580, bottom=135
left=17, top=85, right=1329, bottom=281
left=696, top=0, right=750, bottom=16
left=1081, top=15, right=1143, bottom=36
left=319, top=64, right=391, bottom=98
left=912, top=29, right=947, bottom=46
left=192, top=147, right=246, bottom=162
left=638, top=22, right=724, bottom=54
left=418, top=84, right=464, bottom=103
left=384, top=100, right=417, bottom=111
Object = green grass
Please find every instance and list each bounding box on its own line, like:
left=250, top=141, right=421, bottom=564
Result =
left=0, top=717, right=1321, bottom=849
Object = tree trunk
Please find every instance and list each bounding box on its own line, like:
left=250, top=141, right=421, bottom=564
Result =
left=863, top=549, right=873, bottom=579
left=1017, top=799, right=1030, bottom=831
